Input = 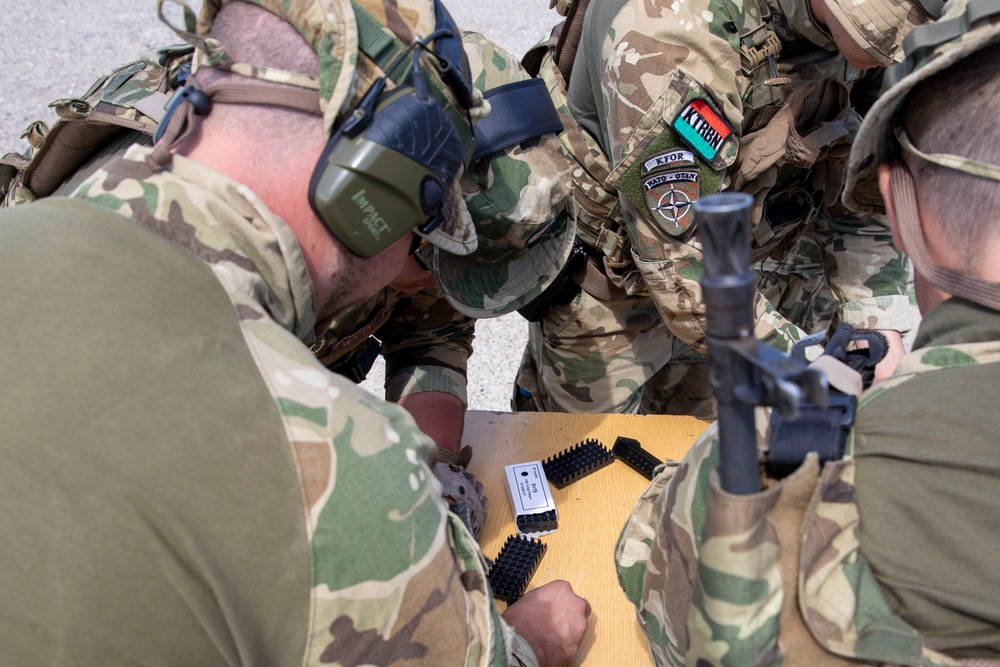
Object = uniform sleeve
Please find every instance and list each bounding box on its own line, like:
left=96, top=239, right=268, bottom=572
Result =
left=380, top=288, right=474, bottom=406
left=298, top=393, right=538, bottom=667
left=236, top=292, right=531, bottom=666
left=595, top=8, right=806, bottom=353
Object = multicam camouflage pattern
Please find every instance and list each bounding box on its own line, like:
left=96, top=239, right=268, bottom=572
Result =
left=68, top=144, right=536, bottom=666
left=823, top=0, right=932, bottom=67
left=425, top=32, right=575, bottom=318
left=517, top=0, right=913, bottom=415
left=165, top=2, right=574, bottom=316
left=512, top=282, right=719, bottom=415
left=615, top=420, right=963, bottom=667
left=2, top=24, right=572, bottom=405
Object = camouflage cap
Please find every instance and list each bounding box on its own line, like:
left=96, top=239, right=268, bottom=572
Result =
left=157, top=0, right=481, bottom=257
left=822, top=0, right=934, bottom=67
left=843, top=0, right=1000, bottom=212
left=423, top=208, right=574, bottom=318
left=418, top=32, right=575, bottom=318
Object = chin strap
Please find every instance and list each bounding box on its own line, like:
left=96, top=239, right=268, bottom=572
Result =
left=890, top=159, right=1000, bottom=311
left=147, top=76, right=322, bottom=169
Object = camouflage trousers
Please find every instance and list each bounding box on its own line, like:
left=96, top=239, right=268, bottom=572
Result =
left=513, top=238, right=839, bottom=418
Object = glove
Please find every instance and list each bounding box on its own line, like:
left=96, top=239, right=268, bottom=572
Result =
left=435, top=445, right=488, bottom=539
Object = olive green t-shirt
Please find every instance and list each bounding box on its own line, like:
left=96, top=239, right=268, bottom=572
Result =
left=0, top=198, right=310, bottom=665
left=855, top=298, right=1000, bottom=660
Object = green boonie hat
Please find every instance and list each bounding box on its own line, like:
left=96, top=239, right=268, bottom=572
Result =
left=157, top=0, right=481, bottom=257
left=823, top=0, right=934, bottom=67
left=418, top=33, right=575, bottom=319
left=843, top=0, right=1000, bottom=212
left=424, top=208, right=574, bottom=318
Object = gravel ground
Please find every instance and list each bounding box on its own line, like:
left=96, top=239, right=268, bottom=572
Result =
left=0, top=0, right=557, bottom=412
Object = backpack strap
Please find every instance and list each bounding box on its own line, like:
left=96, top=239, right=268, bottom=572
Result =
left=554, top=0, right=592, bottom=84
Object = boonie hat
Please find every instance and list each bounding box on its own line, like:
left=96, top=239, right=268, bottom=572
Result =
left=822, top=0, right=935, bottom=66
left=418, top=33, right=574, bottom=318
left=843, top=0, right=1000, bottom=212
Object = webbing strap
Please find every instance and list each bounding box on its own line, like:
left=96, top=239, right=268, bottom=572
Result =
left=349, top=0, right=475, bottom=148
left=206, top=81, right=321, bottom=114
left=555, top=0, right=591, bottom=83
left=351, top=1, right=406, bottom=78
left=471, top=79, right=563, bottom=160
left=891, top=160, right=1000, bottom=312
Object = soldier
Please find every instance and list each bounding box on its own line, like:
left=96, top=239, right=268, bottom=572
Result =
left=616, top=0, right=1000, bottom=662
left=0, top=27, right=573, bottom=539
left=513, top=0, right=933, bottom=418
left=0, top=1, right=589, bottom=665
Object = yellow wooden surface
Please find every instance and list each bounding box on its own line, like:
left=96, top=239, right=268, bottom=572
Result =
left=462, top=411, right=709, bottom=667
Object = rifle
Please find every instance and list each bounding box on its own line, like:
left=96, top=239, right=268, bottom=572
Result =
left=695, top=192, right=828, bottom=494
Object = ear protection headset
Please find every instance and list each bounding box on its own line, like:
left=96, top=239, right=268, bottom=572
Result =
left=308, top=0, right=477, bottom=258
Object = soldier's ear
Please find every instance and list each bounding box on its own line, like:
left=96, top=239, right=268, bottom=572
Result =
left=878, top=162, right=906, bottom=254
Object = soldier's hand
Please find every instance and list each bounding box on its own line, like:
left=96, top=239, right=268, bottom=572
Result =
left=501, top=580, right=590, bottom=667
left=873, top=329, right=905, bottom=382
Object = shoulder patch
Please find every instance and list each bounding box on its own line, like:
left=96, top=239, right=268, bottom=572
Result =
left=643, top=169, right=699, bottom=238
left=672, top=98, right=734, bottom=164
left=641, top=150, right=695, bottom=176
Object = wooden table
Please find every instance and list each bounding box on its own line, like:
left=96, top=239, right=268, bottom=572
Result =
left=462, top=411, right=709, bottom=667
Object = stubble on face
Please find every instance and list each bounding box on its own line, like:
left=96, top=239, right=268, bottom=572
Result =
left=314, top=235, right=413, bottom=321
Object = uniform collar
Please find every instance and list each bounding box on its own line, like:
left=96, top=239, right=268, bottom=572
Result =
left=71, top=145, right=318, bottom=342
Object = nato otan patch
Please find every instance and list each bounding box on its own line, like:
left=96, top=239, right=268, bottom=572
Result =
left=672, top=98, right=733, bottom=163
left=644, top=168, right=700, bottom=237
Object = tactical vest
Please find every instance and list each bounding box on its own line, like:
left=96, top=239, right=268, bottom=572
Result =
left=525, top=0, right=866, bottom=290
left=0, top=45, right=194, bottom=208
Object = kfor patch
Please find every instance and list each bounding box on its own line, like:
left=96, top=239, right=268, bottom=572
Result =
left=642, top=149, right=700, bottom=237
left=672, top=98, right=733, bottom=163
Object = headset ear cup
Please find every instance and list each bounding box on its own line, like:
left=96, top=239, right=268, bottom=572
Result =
left=308, top=86, right=465, bottom=258
left=363, top=88, right=465, bottom=188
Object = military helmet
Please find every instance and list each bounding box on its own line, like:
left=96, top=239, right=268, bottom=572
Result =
left=843, top=0, right=1000, bottom=213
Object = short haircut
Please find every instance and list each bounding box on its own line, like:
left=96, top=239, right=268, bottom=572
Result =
left=207, top=1, right=319, bottom=79
left=196, top=1, right=322, bottom=150
left=902, top=44, right=1000, bottom=271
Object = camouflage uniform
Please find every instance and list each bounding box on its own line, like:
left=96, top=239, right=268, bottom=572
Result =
left=0, top=27, right=569, bottom=411
left=615, top=1, right=1000, bottom=663
left=613, top=298, right=1000, bottom=666
left=514, top=0, right=920, bottom=416
left=0, top=0, right=574, bottom=663
left=0, top=146, right=536, bottom=666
